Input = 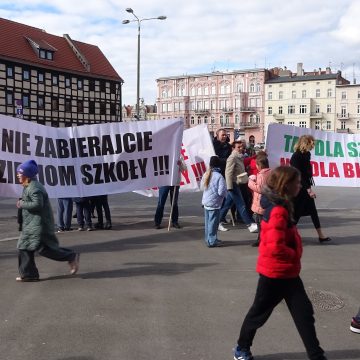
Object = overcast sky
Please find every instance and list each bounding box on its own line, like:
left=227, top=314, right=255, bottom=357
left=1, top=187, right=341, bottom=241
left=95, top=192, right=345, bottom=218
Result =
left=2, top=0, right=360, bottom=106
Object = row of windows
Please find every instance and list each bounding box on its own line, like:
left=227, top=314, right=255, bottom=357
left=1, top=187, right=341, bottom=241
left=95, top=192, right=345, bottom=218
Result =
left=278, top=120, right=332, bottom=130
left=5, top=65, right=117, bottom=93
left=188, top=113, right=261, bottom=125
left=268, top=104, right=336, bottom=115
left=268, top=88, right=335, bottom=100
left=5, top=92, right=117, bottom=115
left=162, top=82, right=262, bottom=98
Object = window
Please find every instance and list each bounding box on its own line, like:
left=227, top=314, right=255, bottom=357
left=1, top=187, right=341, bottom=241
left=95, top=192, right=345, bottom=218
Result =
left=65, top=99, right=71, bottom=112
left=288, top=121, right=295, bottom=126
left=220, top=115, right=224, bottom=125
left=315, top=120, right=320, bottom=130
left=211, top=84, right=216, bottom=95
left=236, top=83, right=243, bottom=92
left=256, top=83, right=261, bottom=92
left=278, top=91, right=283, bottom=99
left=211, top=100, right=216, bottom=110
left=89, top=79, right=95, bottom=91
left=162, top=103, right=167, bottom=112
left=291, top=91, right=296, bottom=99
left=340, top=120, right=346, bottom=130
left=315, top=104, right=320, bottom=113
left=52, top=97, right=59, bottom=111
left=38, top=96, right=44, bottom=109
left=6, top=91, right=13, bottom=105
left=357, top=120, right=360, bottom=129
left=22, top=94, right=29, bottom=108
left=100, top=102, right=106, bottom=115
left=235, top=115, right=239, bottom=124
left=278, top=106, right=283, bottom=114
left=204, top=116, right=208, bottom=124
left=38, top=72, right=44, bottom=83
left=110, top=103, right=116, bottom=115
left=197, top=86, right=202, bottom=96
left=46, top=51, right=54, bottom=60
left=357, top=104, right=360, bottom=114
left=220, top=84, right=225, bottom=94
left=197, top=101, right=202, bottom=110
left=326, top=121, right=331, bottom=130
left=299, top=105, right=307, bottom=114
left=299, top=121, right=307, bottom=128
left=225, top=115, right=230, bottom=124
left=197, top=116, right=201, bottom=124
left=268, top=92, right=272, bottom=100
left=267, top=106, right=272, bottom=115
left=191, top=87, right=195, bottom=96
left=6, top=66, right=13, bottom=78
left=341, top=91, right=347, bottom=100
left=65, top=78, right=71, bottom=87
left=327, top=104, right=332, bottom=113
left=302, top=90, right=306, bottom=98
left=250, top=83, right=255, bottom=92
left=78, top=79, right=83, bottom=90
left=327, top=88, right=332, bottom=98
left=190, top=116, right=195, bottom=125
left=256, top=114, right=260, bottom=123
left=358, top=91, right=360, bottom=99
left=39, top=49, right=46, bottom=59
left=52, top=75, right=58, bottom=86
left=23, top=69, right=30, bottom=81
left=316, top=89, right=320, bottom=98
left=288, top=105, right=295, bottom=114
left=89, top=101, right=95, bottom=114
left=341, top=106, right=347, bottom=117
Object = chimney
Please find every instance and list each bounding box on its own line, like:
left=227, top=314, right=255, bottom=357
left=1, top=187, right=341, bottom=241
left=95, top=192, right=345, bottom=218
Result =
left=318, top=67, right=322, bottom=75
left=326, top=67, right=331, bottom=74
left=297, top=62, right=303, bottom=76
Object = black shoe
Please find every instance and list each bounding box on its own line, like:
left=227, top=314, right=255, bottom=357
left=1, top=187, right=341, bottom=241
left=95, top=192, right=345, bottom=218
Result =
left=319, top=237, right=331, bottom=243
left=154, top=224, right=161, bottom=229
left=94, top=223, right=104, bottom=229
left=172, top=223, right=181, bottom=229
left=104, top=222, right=112, bottom=230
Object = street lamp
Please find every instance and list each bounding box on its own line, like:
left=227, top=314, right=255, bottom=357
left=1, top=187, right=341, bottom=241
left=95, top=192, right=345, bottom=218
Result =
left=122, top=8, right=166, bottom=120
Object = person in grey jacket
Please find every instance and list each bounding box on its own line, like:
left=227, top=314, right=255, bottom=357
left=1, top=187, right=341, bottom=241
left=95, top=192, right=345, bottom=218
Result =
left=201, top=156, right=227, bottom=247
left=16, top=160, right=80, bottom=282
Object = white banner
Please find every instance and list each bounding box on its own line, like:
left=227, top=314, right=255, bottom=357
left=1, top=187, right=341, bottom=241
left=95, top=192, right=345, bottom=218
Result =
left=135, top=124, right=216, bottom=196
left=0, top=114, right=184, bottom=198
left=266, top=123, right=360, bottom=187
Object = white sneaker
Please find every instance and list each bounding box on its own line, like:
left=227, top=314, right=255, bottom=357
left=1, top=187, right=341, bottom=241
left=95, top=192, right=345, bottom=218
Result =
left=218, top=224, right=229, bottom=232
left=247, top=223, right=258, bottom=233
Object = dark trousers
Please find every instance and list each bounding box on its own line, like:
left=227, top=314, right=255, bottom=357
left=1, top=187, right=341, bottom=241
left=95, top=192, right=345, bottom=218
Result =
left=237, top=275, right=325, bottom=360
left=74, top=198, right=92, bottom=227
left=93, top=195, right=111, bottom=225
left=154, top=186, right=179, bottom=226
left=18, top=245, right=76, bottom=279
left=254, top=213, right=262, bottom=243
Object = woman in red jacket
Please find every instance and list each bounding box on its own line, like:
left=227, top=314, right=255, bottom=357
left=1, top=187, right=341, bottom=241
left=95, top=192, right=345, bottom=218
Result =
left=233, top=166, right=327, bottom=360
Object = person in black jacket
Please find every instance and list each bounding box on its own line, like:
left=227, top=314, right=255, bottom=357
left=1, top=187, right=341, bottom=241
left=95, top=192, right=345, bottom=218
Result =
left=212, top=128, right=232, bottom=177
left=290, top=135, right=331, bottom=243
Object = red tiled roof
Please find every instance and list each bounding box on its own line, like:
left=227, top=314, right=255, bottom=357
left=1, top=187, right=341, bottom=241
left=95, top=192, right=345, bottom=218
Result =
left=0, top=17, right=123, bottom=82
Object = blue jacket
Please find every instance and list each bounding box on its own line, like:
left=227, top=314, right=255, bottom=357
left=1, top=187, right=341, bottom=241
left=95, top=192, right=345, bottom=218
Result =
left=201, top=169, right=227, bottom=209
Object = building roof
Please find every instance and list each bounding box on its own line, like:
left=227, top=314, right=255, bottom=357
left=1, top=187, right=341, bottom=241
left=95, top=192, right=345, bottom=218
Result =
left=157, top=68, right=266, bottom=81
left=265, top=73, right=340, bottom=84
left=0, top=17, right=123, bottom=82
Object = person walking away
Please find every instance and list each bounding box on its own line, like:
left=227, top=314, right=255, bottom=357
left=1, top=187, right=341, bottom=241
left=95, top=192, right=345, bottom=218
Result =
left=154, top=156, right=187, bottom=229
left=233, top=166, right=327, bottom=360
left=57, top=197, right=73, bottom=232
left=290, top=135, right=331, bottom=243
left=201, top=156, right=227, bottom=247
left=16, top=160, right=80, bottom=282
left=247, top=154, right=271, bottom=247
left=219, top=141, right=258, bottom=233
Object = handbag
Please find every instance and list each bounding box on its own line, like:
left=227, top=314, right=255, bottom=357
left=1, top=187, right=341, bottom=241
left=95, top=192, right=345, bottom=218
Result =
left=236, top=172, right=249, bottom=185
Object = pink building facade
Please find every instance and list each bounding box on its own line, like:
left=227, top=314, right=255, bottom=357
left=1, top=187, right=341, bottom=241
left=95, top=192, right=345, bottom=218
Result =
left=156, top=69, right=270, bottom=144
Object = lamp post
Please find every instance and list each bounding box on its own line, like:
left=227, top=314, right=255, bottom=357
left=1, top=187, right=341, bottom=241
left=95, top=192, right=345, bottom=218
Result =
left=122, top=8, right=166, bottom=120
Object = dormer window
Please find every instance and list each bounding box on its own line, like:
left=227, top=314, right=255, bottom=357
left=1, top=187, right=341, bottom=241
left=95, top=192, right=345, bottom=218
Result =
left=26, top=37, right=57, bottom=61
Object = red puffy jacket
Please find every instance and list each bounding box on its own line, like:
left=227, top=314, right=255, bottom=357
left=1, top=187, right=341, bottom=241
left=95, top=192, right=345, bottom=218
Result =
left=256, top=203, right=302, bottom=279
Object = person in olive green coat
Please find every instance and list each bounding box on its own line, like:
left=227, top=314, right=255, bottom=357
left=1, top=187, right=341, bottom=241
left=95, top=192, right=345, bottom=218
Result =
left=16, top=160, right=80, bottom=282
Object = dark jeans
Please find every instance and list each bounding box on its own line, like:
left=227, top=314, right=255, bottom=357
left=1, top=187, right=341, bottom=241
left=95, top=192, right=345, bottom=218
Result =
left=57, top=198, right=73, bottom=230
left=254, top=213, right=262, bottom=243
left=18, top=245, right=76, bottom=279
left=154, top=186, right=179, bottom=226
left=93, top=195, right=111, bottom=225
left=237, top=275, right=325, bottom=360
left=74, top=197, right=92, bottom=227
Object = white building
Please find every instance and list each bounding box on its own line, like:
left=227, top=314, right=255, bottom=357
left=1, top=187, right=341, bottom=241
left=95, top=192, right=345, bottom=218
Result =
left=264, top=63, right=349, bottom=138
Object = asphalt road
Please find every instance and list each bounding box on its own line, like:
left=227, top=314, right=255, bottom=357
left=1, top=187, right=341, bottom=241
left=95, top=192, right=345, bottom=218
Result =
left=0, top=187, right=359, bottom=360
